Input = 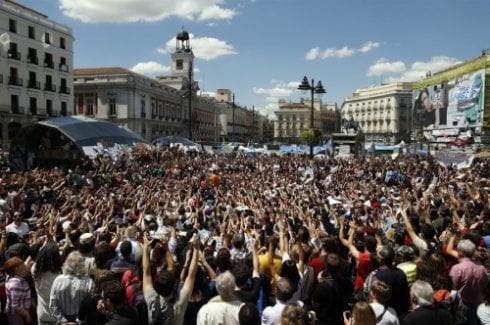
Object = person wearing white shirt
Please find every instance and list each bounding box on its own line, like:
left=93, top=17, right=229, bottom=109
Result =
left=262, top=277, right=296, bottom=325
left=6, top=212, right=29, bottom=238
left=369, top=280, right=399, bottom=325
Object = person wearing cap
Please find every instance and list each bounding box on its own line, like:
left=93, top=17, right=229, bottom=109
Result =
left=77, top=232, right=96, bottom=275
left=6, top=211, right=29, bottom=238
left=3, top=256, right=33, bottom=325
left=395, top=245, right=418, bottom=287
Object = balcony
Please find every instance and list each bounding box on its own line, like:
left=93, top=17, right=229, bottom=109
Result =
left=59, top=64, right=69, bottom=72
left=44, top=83, right=56, bottom=92
left=44, top=60, right=54, bottom=69
left=11, top=106, right=24, bottom=114
left=7, top=50, right=21, bottom=60
left=140, top=111, right=146, bottom=118
left=28, top=80, right=40, bottom=89
left=59, top=85, right=70, bottom=94
left=8, top=76, right=23, bottom=86
left=27, top=56, right=38, bottom=65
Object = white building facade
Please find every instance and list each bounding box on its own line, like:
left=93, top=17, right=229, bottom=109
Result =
left=273, top=99, right=338, bottom=143
left=0, top=0, right=74, bottom=148
left=341, top=83, right=413, bottom=144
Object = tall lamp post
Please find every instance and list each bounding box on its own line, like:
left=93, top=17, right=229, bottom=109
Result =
left=187, top=61, right=199, bottom=141
left=297, top=76, right=326, bottom=158
left=232, top=93, right=236, bottom=142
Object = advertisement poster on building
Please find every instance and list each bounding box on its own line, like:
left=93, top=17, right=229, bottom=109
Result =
left=413, top=69, right=485, bottom=141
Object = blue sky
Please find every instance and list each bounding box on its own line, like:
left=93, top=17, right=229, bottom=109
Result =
left=15, top=0, right=490, bottom=117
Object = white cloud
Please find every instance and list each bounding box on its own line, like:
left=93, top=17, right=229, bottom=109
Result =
left=306, top=41, right=380, bottom=60
left=368, top=56, right=462, bottom=82
left=159, top=34, right=237, bottom=60
left=130, top=61, right=170, bottom=77
left=306, top=46, right=355, bottom=60
left=367, top=58, right=406, bottom=76
left=306, top=48, right=321, bottom=60
left=257, top=103, right=279, bottom=119
left=197, top=5, right=235, bottom=21
left=358, top=41, right=380, bottom=53
left=398, top=56, right=462, bottom=81
left=253, top=80, right=299, bottom=99
left=58, top=0, right=236, bottom=23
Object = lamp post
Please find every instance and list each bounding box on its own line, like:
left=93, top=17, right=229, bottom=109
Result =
left=298, top=76, right=326, bottom=158
left=186, top=61, right=199, bottom=141
left=232, top=93, right=235, bottom=142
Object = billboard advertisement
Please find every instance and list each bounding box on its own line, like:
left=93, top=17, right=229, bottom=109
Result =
left=412, top=69, right=485, bottom=140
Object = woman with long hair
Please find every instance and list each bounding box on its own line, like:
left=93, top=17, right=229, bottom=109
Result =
left=344, top=301, right=377, bottom=325
left=32, top=242, right=62, bottom=325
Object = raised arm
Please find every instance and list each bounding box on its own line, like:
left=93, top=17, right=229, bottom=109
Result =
left=142, top=235, right=154, bottom=292
left=181, top=235, right=200, bottom=294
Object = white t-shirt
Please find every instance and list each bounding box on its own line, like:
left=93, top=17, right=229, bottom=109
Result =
left=6, top=221, right=29, bottom=237
left=370, top=302, right=399, bottom=325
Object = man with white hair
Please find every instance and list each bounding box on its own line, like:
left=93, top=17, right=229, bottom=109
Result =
left=196, top=271, right=243, bottom=325
left=449, top=239, right=487, bottom=325
left=401, top=280, right=452, bottom=324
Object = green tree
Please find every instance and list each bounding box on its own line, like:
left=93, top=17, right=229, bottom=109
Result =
left=300, top=128, right=322, bottom=146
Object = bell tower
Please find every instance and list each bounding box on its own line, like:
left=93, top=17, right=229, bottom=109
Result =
left=171, top=28, right=194, bottom=78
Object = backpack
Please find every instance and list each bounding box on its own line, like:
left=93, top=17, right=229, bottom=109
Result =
left=433, top=289, right=467, bottom=325
left=126, top=276, right=148, bottom=325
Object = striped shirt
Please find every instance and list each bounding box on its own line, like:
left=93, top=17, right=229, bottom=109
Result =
left=5, top=275, right=32, bottom=314
left=49, top=274, right=93, bottom=322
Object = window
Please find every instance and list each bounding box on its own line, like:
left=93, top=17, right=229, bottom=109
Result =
left=61, top=102, right=67, bottom=116
left=45, top=75, right=54, bottom=91
left=28, top=26, right=35, bottom=39
left=151, top=98, right=156, bottom=117
left=141, top=99, right=146, bottom=118
left=28, top=71, right=38, bottom=89
left=30, top=97, right=37, bottom=115
left=28, top=48, right=38, bottom=64
left=176, top=59, right=183, bottom=70
left=109, top=98, right=116, bottom=116
left=59, top=57, right=67, bottom=71
left=43, top=32, right=52, bottom=44
left=11, top=95, right=19, bottom=114
left=60, top=37, right=66, bottom=49
left=9, top=19, right=16, bottom=33
left=46, top=100, right=53, bottom=116
left=8, top=42, right=20, bottom=60
left=44, top=53, right=54, bottom=68
left=86, top=98, right=94, bottom=116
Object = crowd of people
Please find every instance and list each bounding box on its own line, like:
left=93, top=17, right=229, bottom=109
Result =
left=0, top=145, right=490, bottom=325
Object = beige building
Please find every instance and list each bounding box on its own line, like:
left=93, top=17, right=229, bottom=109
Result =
left=73, top=30, right=219, bottom=144
left=0, top=0, right=74, bottom=148
left=273, top=99, right=338, bottom=143
left=341, top=83, right=413, bottom=144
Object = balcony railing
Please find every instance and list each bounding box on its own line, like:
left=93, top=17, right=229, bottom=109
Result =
left=59, top=64, right=69, bottom=72
left=27, top=56, right=38, bottom=65
left=141, top=111, right=146, bottom=118
left=44, top=60, right=54, bottom=69
left=7, top=50, right=21, bottom=60
left=11, top=106, right=24, bottom=114
left=59, top=85, right=70, bottom=94
left=8, top=76, right=23, bottom=86
left=28, top=80, right=40, bottom=89
left=44, top=83, right=56, bottom=92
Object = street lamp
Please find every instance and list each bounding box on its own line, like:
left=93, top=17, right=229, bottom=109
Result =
left=298, top=76, right=326, bottom=158
left=186, top=61, right=199, bottom=141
